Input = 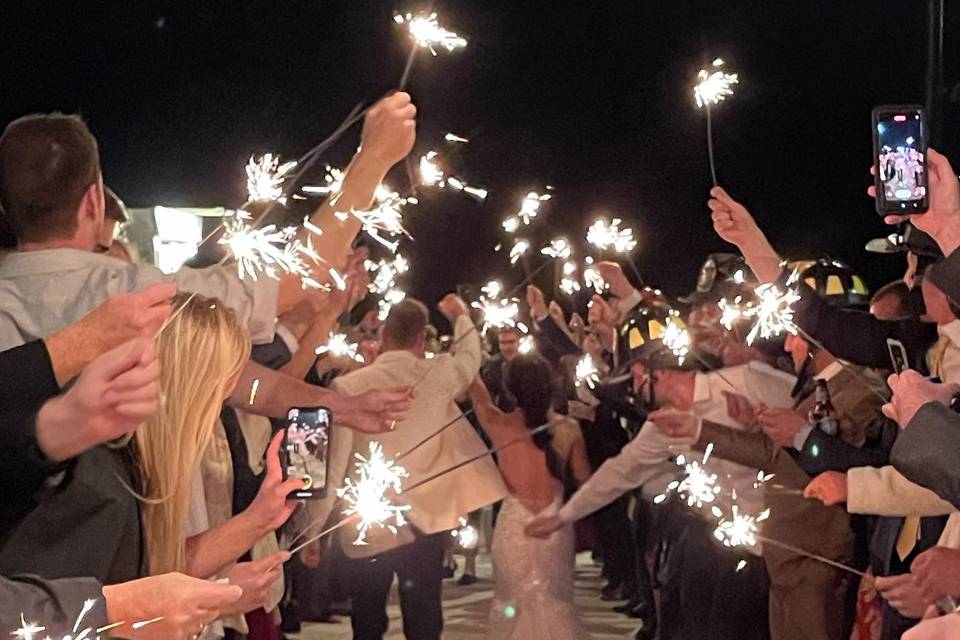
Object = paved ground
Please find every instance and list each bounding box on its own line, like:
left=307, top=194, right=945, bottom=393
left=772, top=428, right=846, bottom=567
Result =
left=295, top=552, right=639, bottom=639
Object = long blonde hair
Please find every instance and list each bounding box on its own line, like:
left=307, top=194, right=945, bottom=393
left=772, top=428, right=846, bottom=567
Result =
left=137, top=292, right=251, bottom=575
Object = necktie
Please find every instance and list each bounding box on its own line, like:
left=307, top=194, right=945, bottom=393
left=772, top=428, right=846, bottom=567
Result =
left=895, top=516, right=921, bottom=562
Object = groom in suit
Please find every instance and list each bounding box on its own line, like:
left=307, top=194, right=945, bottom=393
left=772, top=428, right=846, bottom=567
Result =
left=303, top=295, right=507, bottom=640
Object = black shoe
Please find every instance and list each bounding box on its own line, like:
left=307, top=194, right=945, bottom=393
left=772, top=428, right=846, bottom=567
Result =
left=442, top=561, right=458, bottom=579
left=457, top=573, right=478, bottom=586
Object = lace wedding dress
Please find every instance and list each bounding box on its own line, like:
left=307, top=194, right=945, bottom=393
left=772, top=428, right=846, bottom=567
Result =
left=488, top=491, right=590, bottom=639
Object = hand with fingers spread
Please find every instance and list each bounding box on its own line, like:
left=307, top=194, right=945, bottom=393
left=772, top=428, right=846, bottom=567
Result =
left=102, top=572, right=243, bottom=640
left=360, top=92, right=417, bottom=170
left=883, top=369, right=960, bottom=429
left=525, top=515, right=564, bottom=539
left=648, top=408, right=700, bottom=439
left=36, top=337, right=160, bottom=463
left=526, top=284, right=548, bottom=321
left=341, top=387, right=414, bottom=433
left=875, top=573, right=930, bottom=619
left=756, top=406, right=806, bottom=447
left=244, top=431, right=309, bottom=533
left=44, top=283, right=175, bottom=385
left=220, top=551, right=290, bottom=615
left=875, top=148, right=960, bottom=255
left=803, top=471, right=848, bottom=506
left=723, top=391, right=760, bottom=430
left=909, top=546, right=960, bottom=603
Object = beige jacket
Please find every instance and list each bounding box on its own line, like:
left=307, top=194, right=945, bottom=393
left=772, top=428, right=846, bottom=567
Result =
left=303, top=315, right=508, bottom=559
left=847, top=465, right=960, bottom=548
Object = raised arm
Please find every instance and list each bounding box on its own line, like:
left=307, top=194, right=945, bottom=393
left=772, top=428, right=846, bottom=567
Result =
left=434, top=294, right=483, bottom=396
left=304, top=93, right=417, bottom=273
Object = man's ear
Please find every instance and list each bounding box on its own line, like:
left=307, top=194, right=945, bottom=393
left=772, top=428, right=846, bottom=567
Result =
left=78, top=181, right=104, bottom=227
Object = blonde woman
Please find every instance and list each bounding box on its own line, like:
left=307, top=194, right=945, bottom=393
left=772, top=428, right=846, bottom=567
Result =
left=138, top=293, right=302, bottom=595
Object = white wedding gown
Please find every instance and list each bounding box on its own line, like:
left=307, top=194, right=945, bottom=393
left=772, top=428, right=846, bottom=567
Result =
left=488, top=491, right=590, bottom=639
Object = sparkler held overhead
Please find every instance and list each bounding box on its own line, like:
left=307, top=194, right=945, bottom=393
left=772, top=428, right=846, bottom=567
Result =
left=694, top=58, right=739, bottom=186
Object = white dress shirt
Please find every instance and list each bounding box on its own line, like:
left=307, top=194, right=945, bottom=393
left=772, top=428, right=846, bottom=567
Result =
left=0, top=248, right=278, bottom=350
left=302, top=315, right=508, bottom=559
left=558, top=362, right=795, bottom=553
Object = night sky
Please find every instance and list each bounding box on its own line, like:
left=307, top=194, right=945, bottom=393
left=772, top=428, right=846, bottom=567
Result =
left=2, top=1, right=958, bottom=312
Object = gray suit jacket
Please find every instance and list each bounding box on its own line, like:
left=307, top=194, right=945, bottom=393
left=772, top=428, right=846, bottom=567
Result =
left=929, top=248, right=960, bottom=307
left=891, top=401, right=960, bottom=509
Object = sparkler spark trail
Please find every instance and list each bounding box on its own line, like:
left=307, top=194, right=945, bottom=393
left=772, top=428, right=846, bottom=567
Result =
left=541, top=237, right=572, bottom=260
left=246, top=154, right=298, bottom=204
left=367, top=254, right=409, bottom=295
left=694, top=58, right=739, bottom=108
left=718, top=296, right=747, bottom=331
left=653, top=444, right=721, bottom=508
left=418, top=150, right=445, bottom=186
left=444, top=132, right=469, bottom=143
left=315, top=332, right=365, bottom=363
left=713, top=505, right=769, bottom=548
left=582, top=257, right=607, bottom=293
left=471, top=297, right=520, bottom=332
left=742, top=284, right=801, bottom=345
left=302, top=165, right=346, bottom=196
left=338, top=442, right=411, bottom=545
left=662, top=316, right=691, bottom=364
left=575, top=354, right=600, bottom=389
left=509, top=239, right=530, bottom=265
left=481, top=280, right=503, bottom=299
left=394, top=12, right=468, bottom=55
left=517, top=191, right=552, bottom=226
left=586, top=217, right=637, bottom=253
left=12, top=615, right=44, bottom=640
left=518, top=334, right=536, bottom=354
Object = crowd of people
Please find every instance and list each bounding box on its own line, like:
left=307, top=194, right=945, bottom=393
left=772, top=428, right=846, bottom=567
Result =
left=4, top=89, right=960, bottom=640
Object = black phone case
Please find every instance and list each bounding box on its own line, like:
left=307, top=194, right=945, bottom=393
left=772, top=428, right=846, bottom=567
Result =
left=871, top=104, right=929, bottom=216
left=280, top=406, right=332, bottom=499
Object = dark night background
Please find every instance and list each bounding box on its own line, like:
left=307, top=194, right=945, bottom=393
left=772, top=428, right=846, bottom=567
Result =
left=2, top=1, right=958, bottom=309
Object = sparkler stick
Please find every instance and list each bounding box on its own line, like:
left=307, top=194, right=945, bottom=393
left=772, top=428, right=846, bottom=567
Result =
left=394, top=408, right=476, bottom=460
left=756, top=535, right=865, bottom=577
left=694, top=58, right=739, bottom=187
left=791, top=324, right=890, bottom=404
left=401, top=421, right=555, bottom=495
left=286, top=516, right=359, bottom=556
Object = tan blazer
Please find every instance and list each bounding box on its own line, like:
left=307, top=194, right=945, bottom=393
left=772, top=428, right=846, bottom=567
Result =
left=303, top=315, right=508, bottom=559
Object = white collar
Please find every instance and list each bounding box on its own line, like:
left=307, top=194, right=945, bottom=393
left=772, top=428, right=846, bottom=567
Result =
left=938, top=320, right=960, bottom=347
left=816, top=361, right=845, bottom=382
left=0, top=248, right=123, bottom=277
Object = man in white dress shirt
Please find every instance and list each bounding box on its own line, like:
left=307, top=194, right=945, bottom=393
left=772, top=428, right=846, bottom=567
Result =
left=302, top=295, right=507, bottom=640
left=527, top=339, right=795, bottom=640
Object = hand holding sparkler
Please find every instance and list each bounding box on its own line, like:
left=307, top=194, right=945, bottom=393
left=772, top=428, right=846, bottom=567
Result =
left=707, top=186, right=783, bottom=283
left=218, top=552, right=289, bottom=616
left=437, top=292, right=471, bottom=324
left=647, top=408, right=701, bottom=440
left=595, top=261, right=634, bottom=300
left=525, top=284, right=548, bottom=320
left=803, top=471, right=848, bottom=506
left=337, top=387, right=415, bottom=434
left=358, top=92, right=417, bottom=173
left=755, top=407, right=806, bottom=448
left=101, top=573, right=242, bottom=640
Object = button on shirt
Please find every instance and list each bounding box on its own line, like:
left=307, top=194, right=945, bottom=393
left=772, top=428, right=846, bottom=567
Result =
left=558, top=362, right=796, bottom=554
left=0, top=249, right=278, bottom=350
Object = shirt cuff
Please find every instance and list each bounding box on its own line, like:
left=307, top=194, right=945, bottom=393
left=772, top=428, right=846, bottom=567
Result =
left=793, top=424, right=814, bottom=450
left=275, top=323, right=300, bottom=355
left=619, top=288, right=644, bottom=314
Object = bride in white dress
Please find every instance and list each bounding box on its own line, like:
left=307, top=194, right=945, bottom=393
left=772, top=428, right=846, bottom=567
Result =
left=468, top=354, right=593, bottom=639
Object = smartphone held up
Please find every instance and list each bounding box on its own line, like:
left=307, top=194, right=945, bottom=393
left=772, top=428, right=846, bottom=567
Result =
left=281, top=407, right=332, bottom=499
left=872, top=105, right=929, bottom=216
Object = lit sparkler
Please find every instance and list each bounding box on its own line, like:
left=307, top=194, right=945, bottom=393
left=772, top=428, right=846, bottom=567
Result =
left=575, top=354, right=600, bottom=389
left=694, top=58, right=739, bottom=108
left=559, top=260, right=581, bottom=295
left=586, top=217, right=637, bottom=254
left=481, top=280, right=503, bottom=299
left=502, top=216, right=521, bottom=233
left=302, top=165, right=346, bottom=196
left=471, top=297, right=520, bottom=332
left=541, top=237, right=572, bottom=260
left=452, top=517, right=480, bottom=550
left=742, top=284, right=800, bottom=345
left=444, top=132, right=469, bottom=144
left=378, top=287, right=407, bottom=321
left=315, top=332, right=364, bottom=363
left=419, top=150, right=445, bottom=186
left=713, top=505, right=770, bottom=548
left=246, top=153, right=298, bottom=204
left=394, top=12, right=468, bottom=55
left=517, top=191, right=551, bottom=225
left=509, top=239, right=530, bottom=265
left=338, top=442, right=411, bottom=545
left=662, top=316, right=691, bottom=364
left=583, top=257, right=607, bottom=293
left=518, top=334, right=536, bottom=355
left=718, top=296, right=746, bottom=330
left=445, top=176, right=488, bottom=202
left=367, top=254, right=409, bottom=295
left=654, top=444, right=721, bottom=508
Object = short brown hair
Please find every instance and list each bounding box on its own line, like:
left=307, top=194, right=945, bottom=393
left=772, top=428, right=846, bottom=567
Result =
left=382, top=299, right=429, bottom=348
left=104, top=186, right=128, bottom=224
left=0, top=113, right=100, bottom=242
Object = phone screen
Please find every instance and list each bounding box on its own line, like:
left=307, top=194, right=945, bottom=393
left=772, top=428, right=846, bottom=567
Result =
left=283, top=407, right=331, bottom=499
left=886, top=339, right=909, bottom=374
left=873, top=106, right=929, bottom=215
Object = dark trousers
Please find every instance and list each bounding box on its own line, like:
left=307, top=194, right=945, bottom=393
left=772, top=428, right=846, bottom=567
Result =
left=346, top=533, right=446, bottom=640
left=659, top=513, right=770, bottom=640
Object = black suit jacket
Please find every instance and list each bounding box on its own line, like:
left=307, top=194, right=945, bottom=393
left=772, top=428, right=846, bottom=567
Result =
left=0, top=575, right=106, bottom=636
left=891, top=401, right=960, bottom=509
